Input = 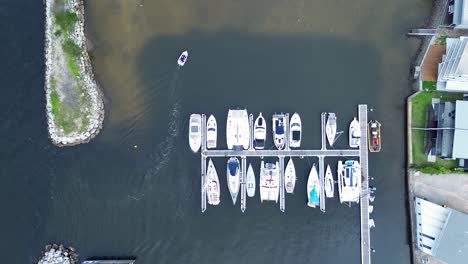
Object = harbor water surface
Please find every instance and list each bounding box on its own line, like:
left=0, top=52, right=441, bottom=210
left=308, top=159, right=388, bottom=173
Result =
left=1, top=0, right=431, bottom=263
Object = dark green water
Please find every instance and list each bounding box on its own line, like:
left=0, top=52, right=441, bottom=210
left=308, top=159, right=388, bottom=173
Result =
left=1, top=0, right=431, bottom=263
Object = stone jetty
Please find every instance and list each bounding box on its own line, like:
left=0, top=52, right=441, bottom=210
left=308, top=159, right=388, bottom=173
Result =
left=44, top=0, right=104, bottom=147
left=37, top=244, right=78, bottom=264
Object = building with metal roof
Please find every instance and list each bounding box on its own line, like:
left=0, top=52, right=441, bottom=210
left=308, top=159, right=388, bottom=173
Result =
left=451, top=0, right=468, bottom=29
left=414, top=197, right=468, bottom=263
left=437, top=37, right=468, bottom=92
left=452, top=100, right=468, bottom=158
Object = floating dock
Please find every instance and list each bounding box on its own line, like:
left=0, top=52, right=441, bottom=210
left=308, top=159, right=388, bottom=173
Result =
left=198, top=105, right=372, bottom=264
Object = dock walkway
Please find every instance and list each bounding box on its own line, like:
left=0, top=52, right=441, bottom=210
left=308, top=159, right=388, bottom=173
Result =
left=359, top=105, right=371, bottom=264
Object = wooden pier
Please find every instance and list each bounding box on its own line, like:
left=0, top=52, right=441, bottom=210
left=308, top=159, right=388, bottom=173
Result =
left=359, top=105, right=371, bottom=264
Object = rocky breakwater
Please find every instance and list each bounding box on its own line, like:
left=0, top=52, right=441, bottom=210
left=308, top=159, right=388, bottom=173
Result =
left=44, top=0, right=104, bottom=146
left=37, top=244, right=78, bottom=264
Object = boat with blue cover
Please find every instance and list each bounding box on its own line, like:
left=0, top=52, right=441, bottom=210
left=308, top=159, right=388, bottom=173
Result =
left=337, top=160, right=361, bottom=205
left=227, top=157, right=240, bottom=204
left=272, top=113, right=286, bottom=150
left=178, top=51, right=188, bottom=66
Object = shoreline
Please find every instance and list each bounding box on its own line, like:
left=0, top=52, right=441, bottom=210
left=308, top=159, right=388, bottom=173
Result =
left=44, top=0, right=104, bottom=147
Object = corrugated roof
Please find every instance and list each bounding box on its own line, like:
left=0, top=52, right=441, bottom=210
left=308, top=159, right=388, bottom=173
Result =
left=433, top=209, right=468, bottom=263
left=453, top=100, right=468, bottom=158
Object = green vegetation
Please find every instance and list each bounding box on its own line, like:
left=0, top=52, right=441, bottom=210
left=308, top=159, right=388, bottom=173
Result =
left=62, top=39, right=82, bottom=57
left=422, top=81, right=437, bottom=91
left=55, top=11, right=78, bottom=35
left=436, top=35, right=447, bottom=45
left=411, top=91, right=464, bottom=169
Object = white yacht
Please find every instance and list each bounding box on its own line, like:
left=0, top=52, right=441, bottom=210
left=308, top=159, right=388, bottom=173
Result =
left=253, top=113, right=266, bottom=149
left=227, top=157, right=240, bottom=204
left=284, top=158, right=296, bottom=193
left=272, top=114, right=286, bottom=150
left=324, top=165, right=334, bottom=198
left=259, top=161, right=279, bottom=203
left=177, top=51, right=188, bottom=66
left=246, top=163, right=256, bottom=197
left=289, top=113, right=302, bottom=148
left=189, top=114, right=201, bottom=153
left=337, top=160, right=361, bottom=205
left=307, top=164, right=320, bottom=208
left=226, top=109, right=250, bottom=150
left=349, top=117, right=360, bottom=148
left=206, top=115, right=217, bottom=149
left=206, top=159, right=220, bottom=205
left=326, top=113, right=337, bottom=147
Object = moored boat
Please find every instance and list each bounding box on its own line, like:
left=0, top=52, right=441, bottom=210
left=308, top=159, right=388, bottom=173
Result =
left=289, top=113, right=302, bottom=148
left=253, top=113, right=267, bottom=149
left=246, top=163, right=256, bottom=197
left=189, top=114, right=201, bottom=153
left=227, top=157, right=240, bottom=204
left=324, top=165, right=334, bottom=198
left=284, top=158, right=296, bottom=193
left=349, top=117, right=360, bottom=148
left=206, top=159, right=220, bottom=205
left=206, top=115, right=217, bottom=149
left=259, top=161, right=280, bottom=203
left=337, top=160, right=361, bottom=205
left=307, top=164, right=320, bottom=208
left=272, top=113, right=286, bottom=150
left=326, top=113, right=337, bottom=147
left=368, top=120, right=381, bottom=152
left=226, top=109, right=250, bottom=150
left=178, top=51, right=188, bottom=66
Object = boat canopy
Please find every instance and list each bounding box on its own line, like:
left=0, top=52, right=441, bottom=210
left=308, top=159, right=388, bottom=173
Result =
left=229, top=161, right=239, bottom=176
left=207, top=128, right=216, bottom=131
left=276, top=125, right=284, bottom=135
left=191, top=126, right=199, bottom=132
left=309, top=188, right=319, bottom=203
left=292, top=131, right=300, bottom=141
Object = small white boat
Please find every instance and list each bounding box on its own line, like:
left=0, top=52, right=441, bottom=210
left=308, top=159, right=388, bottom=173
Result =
left=259, top=161, right=280, bottom=203
left=326, top=113, right=337, bottom=147
left=284, top=158, right=296, bottom=193
left=246, top=163, right=256, bottom=197
left=189, top=114, right=201, bottom=153
left=226, top=109, right=250, bottom=150
left=206, top=115, right=217, bottom=149
left=289, top=113, right=302, bottom=148
left=349, top=117, right=360, bottom=148
left=337, top=160, right=361, bottom=205
left=177, top=51, right=188, bottom=66
left=272, top=114, right=286, bottom=150
left=253, top=113, right=266, bottom=149
left=324, top=165, right=334, bottom=198
left=206, top=159, right=220, bottom=205
left=307, top=164, right=320, bottom=208
left=227, top=157, right=240, bottom=204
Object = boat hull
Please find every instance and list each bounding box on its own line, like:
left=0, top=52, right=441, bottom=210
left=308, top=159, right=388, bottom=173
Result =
left=368, top=120, right=381, bottom=153
left=284, top=158, right=296, bottom=193
left=289, top=113, right=302, bottom=148
left=246, top=164, right=255, bottom=197
left=253, top=113, right=266, bottom=150
left=178, top=51, right=188, bottom=66
left=326, top=113, right=337, bottom=147
left=189, top=114, right=201, bottom=153
left=227, top=157, right=240, bottom=204
left=260, top=161, right=279, bottom=203
left=324, top=165, right=334, bottom=198
left=349, top=118, right=360, bottom=148
left=272, top=114, right=286, bottom=150
left=206, top=159, right=220, bottom=205
left=307, top=165, right=320, bottom=208
left=206, top=115, right=217, bottom=149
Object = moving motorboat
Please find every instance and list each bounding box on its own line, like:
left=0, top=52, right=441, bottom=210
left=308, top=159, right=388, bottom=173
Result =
left=307, top=164, right=320, bottom=208
left=206, top=159, right=220, bottom=205
left=189, top=114, right=201, bottom=153
left=337, top=160, right=361, bottom=205
left=226, top=109, right=250, bottom=150
left=246, top=163, right=256, bottom=197
left=206, top=115, right=217, bottom=149
left=326, top=113, right=337, bottom=147
left=349, top=117, right=360, bottom=148
left=368, top=120, right=381, bottom=153
left=227, top=157, right=240, bottom=204
left=253, top=113, right=266, bottom=149
left=324, top=165, right=334, bottom=198
left=259, top=160, right=279, bottom=203
left=289, top=113, right=302, bottom=148
left=284, top=158, right=296, bottom=193
left=272, top=113, right=286, bottom=150
left=177, top=51, right=188, bottom=66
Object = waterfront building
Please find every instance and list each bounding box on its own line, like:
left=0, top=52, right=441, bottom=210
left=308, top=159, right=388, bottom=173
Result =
left=449, top=0, right=468, bottom=29
left=437, top=37, right=468, bottom=92
left=414, top=197, right=467, bottom=263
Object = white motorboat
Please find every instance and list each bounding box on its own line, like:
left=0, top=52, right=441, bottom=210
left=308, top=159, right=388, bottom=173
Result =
left=206, top=159, right=220, bottom=205
left=206, top=115, right=217, bottom=149
left=259, top=161, right=279, bottom=203
left=349, top=117, right=360, bottom=148
left=227, top=157, right=240, bottom=204
left=284, top=158, right=296, bottom=193
left=246, top=163, right=256, bottom=197
left=324, top=165, right=334, bottom=198
left=337, top=160, right=361, bottom=205
left=253, top=113, right=266, bottom=149
left=272, top=114, right=286, bottom=150
left=326, top=113, right=337, bottom=147
left=226, top=109, right=250, bottom=150
left=177, top=51, right=188, bottom=66
left=289, top=112, right=302, bottom=148
left=189, top=114, right=201, bottom=153
left=307, top=164, right=320, bottom=208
